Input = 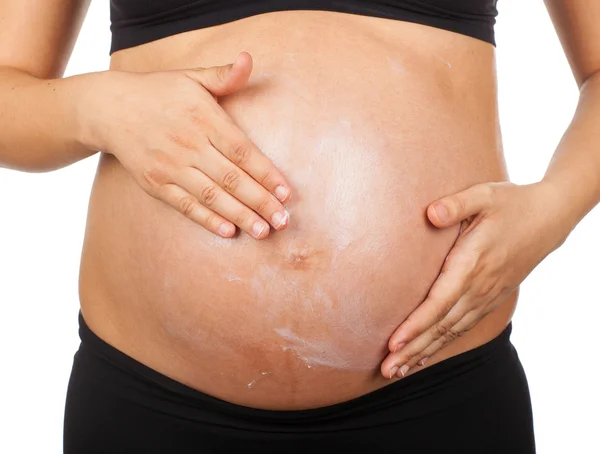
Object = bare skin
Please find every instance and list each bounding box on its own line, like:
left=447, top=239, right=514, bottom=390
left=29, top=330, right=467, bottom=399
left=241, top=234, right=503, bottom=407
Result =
left=80, top=12, right=517, bottom=410
left=383, top=0, right=600, bottom=377
left=1, top=1, right=598, bottom=412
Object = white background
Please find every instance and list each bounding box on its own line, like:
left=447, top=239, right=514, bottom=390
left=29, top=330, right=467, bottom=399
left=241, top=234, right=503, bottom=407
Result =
left=0, top=2, right=598, bottom=453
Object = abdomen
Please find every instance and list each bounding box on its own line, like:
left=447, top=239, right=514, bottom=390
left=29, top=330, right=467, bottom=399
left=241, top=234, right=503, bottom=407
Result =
left=79, top=11, right=511, bottom=409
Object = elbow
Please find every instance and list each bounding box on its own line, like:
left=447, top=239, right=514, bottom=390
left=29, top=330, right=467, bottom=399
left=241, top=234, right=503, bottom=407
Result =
left=578, top=69, right=600, bottom=93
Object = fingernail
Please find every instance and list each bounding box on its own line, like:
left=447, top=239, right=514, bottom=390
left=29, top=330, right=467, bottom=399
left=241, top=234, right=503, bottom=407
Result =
left=398, top=365, right=410, bottom=377
left=418, top=357, right=428, bottom=367
left=219, top=223, right=233, bottom=237
left=393, top=342, right=405, bottom=353
left=271, top=211, right=289, bottom=229
left=434, top=203, right=448, bottom=223
left=252, top=221, right=267, bottom=238
left=389, top=366, right=399, bottom=379
left=275, top=185, right=289, bottom=202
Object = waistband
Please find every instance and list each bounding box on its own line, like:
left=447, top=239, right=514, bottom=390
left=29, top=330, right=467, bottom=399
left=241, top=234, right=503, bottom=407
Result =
left=76, top=311, right=515, bottom=431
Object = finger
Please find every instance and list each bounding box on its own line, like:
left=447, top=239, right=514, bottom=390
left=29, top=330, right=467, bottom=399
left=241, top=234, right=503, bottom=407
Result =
left=158, top=183, right=236, bottom=238
left=185, top=52, right=254, bottom=97
left=427, top=183, right=494, bottom=228
left=388, top=255, right=471, bottom=352
left=413, top=309, right=482, bottom=368
left=177, top=166, right=272, bottom=239
left=208, top=119, right=292, bottom=203
left=191, top=142, right=290, bottom=230
left=407, top=290, right=506, bottom=373
left=382, top=300, right=467, bottom=379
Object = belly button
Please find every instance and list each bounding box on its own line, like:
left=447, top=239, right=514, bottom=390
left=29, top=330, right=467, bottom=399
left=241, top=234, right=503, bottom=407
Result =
left=285, top=245, right=312, bottom=269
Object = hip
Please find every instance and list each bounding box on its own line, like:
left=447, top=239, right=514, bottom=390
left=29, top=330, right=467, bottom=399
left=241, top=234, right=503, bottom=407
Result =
left=64, top=311, right=534, bottom=454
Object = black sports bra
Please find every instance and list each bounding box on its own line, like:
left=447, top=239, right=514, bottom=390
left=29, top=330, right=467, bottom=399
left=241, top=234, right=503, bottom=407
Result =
left=109, top=0, right=499, bottom=55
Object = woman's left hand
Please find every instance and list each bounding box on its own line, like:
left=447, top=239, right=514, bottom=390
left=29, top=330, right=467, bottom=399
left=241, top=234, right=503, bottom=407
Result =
left=381, top=181, right=572, bottom=379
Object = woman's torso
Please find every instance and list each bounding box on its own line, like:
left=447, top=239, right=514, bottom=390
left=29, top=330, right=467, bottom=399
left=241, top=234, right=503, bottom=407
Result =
left=79, top=10, right=518, bottom=410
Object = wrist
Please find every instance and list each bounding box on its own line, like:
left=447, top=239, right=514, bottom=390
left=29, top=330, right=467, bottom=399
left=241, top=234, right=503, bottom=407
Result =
left=533, top=179, right=579, bottom=247
left=67, top=70, right=121, bottom=153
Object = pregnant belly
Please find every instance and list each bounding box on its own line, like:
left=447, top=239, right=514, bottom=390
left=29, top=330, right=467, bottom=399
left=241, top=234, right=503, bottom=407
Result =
left=80, top=12, right=509, bottom=410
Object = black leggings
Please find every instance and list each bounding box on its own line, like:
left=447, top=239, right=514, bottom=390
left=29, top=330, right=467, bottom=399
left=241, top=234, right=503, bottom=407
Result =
left=64, top=313, right=536, bottom=453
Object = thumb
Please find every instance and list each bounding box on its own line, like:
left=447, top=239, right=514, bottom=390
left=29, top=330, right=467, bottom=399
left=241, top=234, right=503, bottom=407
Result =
left=185, top=51, right=253, bottom=97
left=427, top=183, right=494, bottom=228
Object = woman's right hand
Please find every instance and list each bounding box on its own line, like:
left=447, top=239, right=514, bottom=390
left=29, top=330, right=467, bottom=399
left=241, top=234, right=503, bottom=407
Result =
left=84, top=52, right=290, bottom=239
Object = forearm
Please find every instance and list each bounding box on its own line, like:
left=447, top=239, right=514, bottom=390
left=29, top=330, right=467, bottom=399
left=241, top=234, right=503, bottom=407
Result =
left=542, top=71, right=600, bottom=231
left=0, top=66, right=101, bottom=172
